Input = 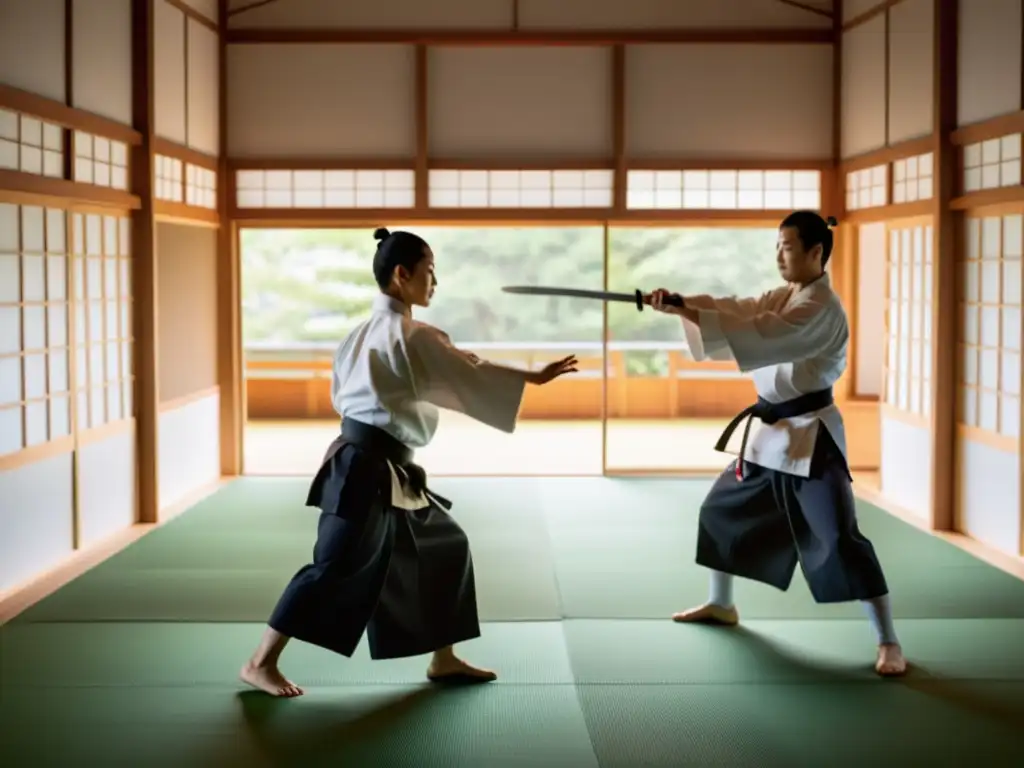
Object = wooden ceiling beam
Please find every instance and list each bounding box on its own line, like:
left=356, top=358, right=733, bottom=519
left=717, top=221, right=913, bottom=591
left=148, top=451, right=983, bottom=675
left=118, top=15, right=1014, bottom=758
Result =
left=224, top=27, right=834, bottom=45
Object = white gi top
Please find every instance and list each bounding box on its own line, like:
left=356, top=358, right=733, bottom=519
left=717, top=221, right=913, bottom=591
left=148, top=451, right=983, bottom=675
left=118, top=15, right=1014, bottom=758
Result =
left=331, top=293, right=527, bottom=450
left=680, top=273, right=848, bottom=478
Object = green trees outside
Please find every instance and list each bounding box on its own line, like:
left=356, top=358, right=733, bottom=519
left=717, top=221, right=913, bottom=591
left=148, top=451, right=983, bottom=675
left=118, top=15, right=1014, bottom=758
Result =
left=240, top=225, right=784, bottom=350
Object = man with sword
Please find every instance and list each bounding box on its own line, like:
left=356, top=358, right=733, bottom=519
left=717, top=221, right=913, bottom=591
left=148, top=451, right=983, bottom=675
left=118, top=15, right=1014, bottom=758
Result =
left=506, top=210, right=907, bottom=677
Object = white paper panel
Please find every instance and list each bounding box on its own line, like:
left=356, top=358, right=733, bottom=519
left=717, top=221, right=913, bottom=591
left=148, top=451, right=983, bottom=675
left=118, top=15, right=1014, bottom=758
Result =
left=78, top=427, right=137, bottom=546
left=0, top=0, right=65, bottom=101
left=0, top=452, right=74, bottom=592
left=857, top=223, right=886, bottom=396
left=227, top=44, right=415, bottom=157
left=879, top=416, right=932, bottom=520
left=227, top=0, right=512, bottom=28
left=887, top=0, right=933, bottom=143
left=181, top=0, right=218, bottom=23
left=157, top=391, right=221, bottom=512
left=520, top=0, right=831, bottom=29
left=72, top=0, right=133, bottom=125
left=841, top=15, right=887, bottom=158
left=627, top=44, right=832, bottom=158
left=958, top=438, right=1021, bottom=556
left=186, top=19, right=220, bottom=155
left=155, top=0, right=188, bottom=144
left=957, top=0, right=1023, bottom=126
left=156, top=221, right=218, bottom=399
left=429, top=47, right=612, bottom=157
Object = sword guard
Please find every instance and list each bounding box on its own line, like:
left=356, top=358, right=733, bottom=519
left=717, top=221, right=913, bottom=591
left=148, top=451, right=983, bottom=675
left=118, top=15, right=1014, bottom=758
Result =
left=635, top=289, right=644, bottom=311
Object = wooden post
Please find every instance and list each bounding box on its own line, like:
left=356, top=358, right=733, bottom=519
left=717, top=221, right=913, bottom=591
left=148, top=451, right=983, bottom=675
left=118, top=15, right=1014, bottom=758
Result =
left=414, top=44, right=429, bottom=213
left=928, top=0, right=958, bottom=531
left=611, top=44, right=626, bottom=214
left=130, top=0, right=160, bottom=522
left=831, top=2, right=858, bottom=399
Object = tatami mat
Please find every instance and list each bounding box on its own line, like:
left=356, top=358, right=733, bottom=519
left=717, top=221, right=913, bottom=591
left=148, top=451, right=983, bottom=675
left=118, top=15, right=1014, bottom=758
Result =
left=575, top=681, right=1024, bottom=767
left=13, top=478, right=562, bottom=623
left=0, top=685, right=601, bottom=768
left=3, top=476, right=1023, bottom=766
left=0, top=621, right=576, bottom=688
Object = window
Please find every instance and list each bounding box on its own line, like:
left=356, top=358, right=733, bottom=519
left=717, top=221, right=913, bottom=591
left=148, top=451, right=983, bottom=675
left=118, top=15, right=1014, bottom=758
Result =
left=239, top=226, right=605, bottom=475
left=0, top=203, right=72, bottom=456
left=73, top=131, right=129, bottom=190
left=893, top=153, right=934, bottom=203
left=185, top=163, right=217, bottom=209
left=625, top=169, right=820, bottom=211
left=884, top=221, right=933, bottom=417
left=959, top=213, right=1023, bottom=437
left=603, top=226, right=781, bottom=471
left=428, top=169, right=613, bottom=208
left=72, top=212, right=133, bottom=431
left=155, top=155, right=183, bottom=202
left=0, top=110, right=64, bottom=179
left=845, top=164, right=887, bottom=210
left=235, top=169, right=415, bottom=209
left=963, top=134, right=1022, bottom=193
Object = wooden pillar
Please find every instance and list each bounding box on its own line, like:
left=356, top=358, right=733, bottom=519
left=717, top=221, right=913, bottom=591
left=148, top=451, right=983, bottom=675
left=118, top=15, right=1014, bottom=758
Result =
left=130, top=0, right=160, bottom=522
left=611, top=45, right=626, bottom=214
left=217, top=0, right=242, bottom=475
left=414, top=44, right=429, bottom=212
left=831, top=1, right=857, bottom=399
left=928, top=0, right=958, bottom=532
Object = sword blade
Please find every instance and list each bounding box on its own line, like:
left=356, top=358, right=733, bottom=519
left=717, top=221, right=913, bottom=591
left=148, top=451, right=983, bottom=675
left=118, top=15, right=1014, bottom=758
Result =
left=501, top=285, right=639, bottom=303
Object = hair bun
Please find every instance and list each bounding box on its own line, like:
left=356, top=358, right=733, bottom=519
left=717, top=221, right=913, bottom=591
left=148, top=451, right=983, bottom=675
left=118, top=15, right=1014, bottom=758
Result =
left=373, top=227, right=390, bottom=241
left=825, top=216, right=838, bottom=228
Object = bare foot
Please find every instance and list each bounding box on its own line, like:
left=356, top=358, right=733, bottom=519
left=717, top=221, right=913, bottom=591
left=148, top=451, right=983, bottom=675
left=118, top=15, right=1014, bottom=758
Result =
left=426, top=655, right=498, bottom=684
left=875, top=643, right=907, bottom=677
left=671, top=603, right=740, bottom=625
left=240, top=662, right=305, bottom=697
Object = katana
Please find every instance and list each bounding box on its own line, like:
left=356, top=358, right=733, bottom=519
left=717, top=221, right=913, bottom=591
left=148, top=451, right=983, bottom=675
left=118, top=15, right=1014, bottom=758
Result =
left=501, top=285, right=683, bottom=311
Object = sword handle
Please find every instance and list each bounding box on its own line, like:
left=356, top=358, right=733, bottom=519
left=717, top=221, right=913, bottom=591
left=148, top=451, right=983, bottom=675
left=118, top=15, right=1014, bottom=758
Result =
left=634, top=290, right=684, bottom=311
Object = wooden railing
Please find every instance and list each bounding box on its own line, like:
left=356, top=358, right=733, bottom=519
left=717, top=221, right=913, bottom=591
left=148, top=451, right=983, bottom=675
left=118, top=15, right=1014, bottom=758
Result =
left=244, top=341, right=757, bottom=420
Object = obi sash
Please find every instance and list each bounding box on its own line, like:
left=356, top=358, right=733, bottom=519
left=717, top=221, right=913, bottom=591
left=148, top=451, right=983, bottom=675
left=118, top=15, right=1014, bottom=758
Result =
left=715, top=388, right=835, bottom=480
left=306, top=418, right=450, bottom=515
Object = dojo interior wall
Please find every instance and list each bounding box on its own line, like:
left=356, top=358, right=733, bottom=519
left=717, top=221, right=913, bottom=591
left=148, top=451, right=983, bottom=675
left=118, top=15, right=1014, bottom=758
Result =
left=840, top=0, right=936, bottom=522
left=840, top=0, right=1024, bottom=557
left=0, top=0, right=224, bottom=596
left=0, top=0, right=138, bottom=593
left=155, top=222, right=220, bottom=514
left=152, top=0, right=222, bottom=516
left=224, top=0, right=856, bottom=457
left=953, top=0, right=1023, bottom=556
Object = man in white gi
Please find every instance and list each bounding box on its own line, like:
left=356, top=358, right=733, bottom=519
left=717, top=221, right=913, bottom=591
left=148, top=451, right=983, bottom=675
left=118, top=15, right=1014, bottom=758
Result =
left=648, top=211, right=907, bottom=677
left=241, top=228, right=577, bottom=697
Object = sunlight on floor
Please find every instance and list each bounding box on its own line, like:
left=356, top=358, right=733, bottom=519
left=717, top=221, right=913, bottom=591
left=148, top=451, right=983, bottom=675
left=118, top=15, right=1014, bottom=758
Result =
left=243, top=413, right=736, bottom=475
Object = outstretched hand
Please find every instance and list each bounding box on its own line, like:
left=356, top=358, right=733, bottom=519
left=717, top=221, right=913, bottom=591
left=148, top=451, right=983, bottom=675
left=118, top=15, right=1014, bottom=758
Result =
left=646, top=288, right=685, bottom=315
left=531, top=355, right=578, bottom=385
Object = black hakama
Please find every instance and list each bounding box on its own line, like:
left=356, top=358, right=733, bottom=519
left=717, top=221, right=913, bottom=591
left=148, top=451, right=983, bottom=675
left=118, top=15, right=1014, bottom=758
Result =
left=267, top=419, right=481, bottom=660
left=696, top=389, right=889, bottom=604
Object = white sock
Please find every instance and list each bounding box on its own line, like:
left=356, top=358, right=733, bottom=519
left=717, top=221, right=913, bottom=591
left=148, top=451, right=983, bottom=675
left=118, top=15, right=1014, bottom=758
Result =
left=861, top=594, right=899, bottom=645
left=708, top=570, right=734, bottom=608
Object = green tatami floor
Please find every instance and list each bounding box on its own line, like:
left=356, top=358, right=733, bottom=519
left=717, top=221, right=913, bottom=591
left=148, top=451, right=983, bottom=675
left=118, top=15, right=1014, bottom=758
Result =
left=2, top=477, right=1024, bottom=766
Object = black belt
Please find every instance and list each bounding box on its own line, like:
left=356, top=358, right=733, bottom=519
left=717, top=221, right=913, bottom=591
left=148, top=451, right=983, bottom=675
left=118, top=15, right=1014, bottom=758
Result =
left=342, top=418, right=413, bottom=464
left=715, top=388, right=834, bottom=480
left=340, top=418, right=428, bottom=496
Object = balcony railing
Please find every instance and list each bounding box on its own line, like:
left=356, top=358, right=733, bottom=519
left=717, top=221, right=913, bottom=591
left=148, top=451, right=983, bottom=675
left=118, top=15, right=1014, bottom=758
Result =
left=244, top=340, right=749, bottom=380
left=243, top=340, right=754, bottom=420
